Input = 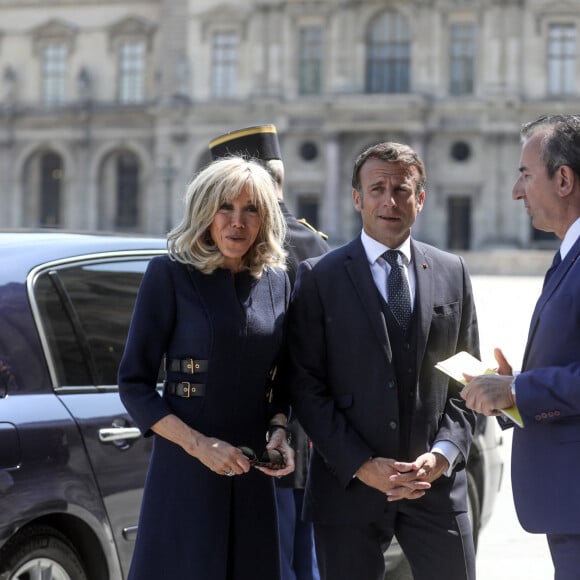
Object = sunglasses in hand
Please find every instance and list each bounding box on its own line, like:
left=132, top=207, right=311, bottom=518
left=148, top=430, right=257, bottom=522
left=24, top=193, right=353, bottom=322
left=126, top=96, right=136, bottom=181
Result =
left=238, top=446, right=286, bottom=470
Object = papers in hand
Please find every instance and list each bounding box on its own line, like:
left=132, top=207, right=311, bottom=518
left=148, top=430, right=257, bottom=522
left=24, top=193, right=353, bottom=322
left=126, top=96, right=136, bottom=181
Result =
left=435, top=351, right=523, bottom=427
left=435, top=351, right=494, bottom=385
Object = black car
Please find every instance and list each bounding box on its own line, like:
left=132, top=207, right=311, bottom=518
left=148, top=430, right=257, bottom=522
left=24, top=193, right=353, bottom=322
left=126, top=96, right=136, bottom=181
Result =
left=0, top=231, right=503, bottom=580
left=0, top=232, right=166, bottom=580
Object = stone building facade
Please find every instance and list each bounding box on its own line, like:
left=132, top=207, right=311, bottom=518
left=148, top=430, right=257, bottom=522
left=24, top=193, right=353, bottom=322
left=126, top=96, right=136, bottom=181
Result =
left=0, top=0, right=577, bottom=248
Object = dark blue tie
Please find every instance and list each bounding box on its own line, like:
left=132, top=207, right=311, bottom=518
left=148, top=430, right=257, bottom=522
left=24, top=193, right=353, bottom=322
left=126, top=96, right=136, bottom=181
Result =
left=383, top=250, right=412, bottom=330
left=543, top=250, right=562, bottom=288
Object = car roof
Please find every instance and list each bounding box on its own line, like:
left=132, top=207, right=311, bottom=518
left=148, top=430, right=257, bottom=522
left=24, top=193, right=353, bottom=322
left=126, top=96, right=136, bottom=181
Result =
left=0, top=230, right=167, bottom=283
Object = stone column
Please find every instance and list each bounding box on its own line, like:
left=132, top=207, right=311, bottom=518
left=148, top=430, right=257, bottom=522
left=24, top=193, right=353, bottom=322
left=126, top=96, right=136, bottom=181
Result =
left=410, top=133, right=428, bottom=240
left=0, top=143, right=15, bottom=227
left=323, top=133, right=341, bottom=240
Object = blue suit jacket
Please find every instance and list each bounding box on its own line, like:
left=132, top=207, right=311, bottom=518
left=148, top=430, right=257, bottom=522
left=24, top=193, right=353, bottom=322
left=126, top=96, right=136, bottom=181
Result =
left=511, top=235, right=580, bottom=534
left=288, top=236, right=479, bottom=525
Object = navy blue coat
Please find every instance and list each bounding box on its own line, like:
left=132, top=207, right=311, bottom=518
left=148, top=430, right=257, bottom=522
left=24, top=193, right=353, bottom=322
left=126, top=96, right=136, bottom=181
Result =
left=511, top=235, right=580, bottom=534
left=118, top=256, right=290, bottom=579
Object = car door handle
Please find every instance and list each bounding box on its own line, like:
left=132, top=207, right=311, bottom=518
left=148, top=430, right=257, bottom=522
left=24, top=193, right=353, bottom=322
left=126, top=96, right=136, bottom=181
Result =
left=98, top=427, right=141, bottom=443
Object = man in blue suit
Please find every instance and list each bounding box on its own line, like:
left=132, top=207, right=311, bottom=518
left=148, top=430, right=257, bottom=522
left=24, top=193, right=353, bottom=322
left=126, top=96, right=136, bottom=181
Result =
left=288, top=141, right=479, bottom=580
left=462, top=114, right=580, bottom=579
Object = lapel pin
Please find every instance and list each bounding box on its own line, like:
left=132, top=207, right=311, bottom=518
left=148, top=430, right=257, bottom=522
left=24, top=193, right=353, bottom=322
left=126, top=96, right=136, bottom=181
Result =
left=422, top=263, right=428, bottom=269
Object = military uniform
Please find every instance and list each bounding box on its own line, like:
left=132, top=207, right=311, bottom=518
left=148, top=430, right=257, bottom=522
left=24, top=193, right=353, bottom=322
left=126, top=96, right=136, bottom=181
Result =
left=277, top=200, right=328, bottom=488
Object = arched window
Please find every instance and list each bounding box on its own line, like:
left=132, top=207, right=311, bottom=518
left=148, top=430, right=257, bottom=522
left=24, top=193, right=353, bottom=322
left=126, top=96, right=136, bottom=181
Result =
left=98, top=150, right=140, bottom=231
left=116, top=152, right=139, bottom=229
left=366, top=11, right=410, bottom=93
left=40, top=152, right=63, bottom=226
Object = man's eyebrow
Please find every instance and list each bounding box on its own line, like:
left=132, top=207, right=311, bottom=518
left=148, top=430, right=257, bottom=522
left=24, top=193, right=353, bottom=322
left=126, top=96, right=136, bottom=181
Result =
left=518, top=165, right=527, bottom=173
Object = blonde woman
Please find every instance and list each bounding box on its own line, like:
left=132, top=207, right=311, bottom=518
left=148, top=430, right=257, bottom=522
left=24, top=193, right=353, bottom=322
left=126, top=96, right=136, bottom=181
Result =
left=119, top=157, right=295, bottom=579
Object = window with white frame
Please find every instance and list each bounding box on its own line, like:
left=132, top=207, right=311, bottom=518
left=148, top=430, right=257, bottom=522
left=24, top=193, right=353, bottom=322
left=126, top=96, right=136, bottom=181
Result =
left=299, top=26, right=323, bottom=95
left=366, top=11, right=410, bottom=93
left=449, top=23, right=475, bottom=95
left=42, top=43, right=67, bottom=105
left=548, top=23, right=576, bottom=96
left=118, top=39, right=146, bottom=104
left=212, top=31, right=238, bottom=98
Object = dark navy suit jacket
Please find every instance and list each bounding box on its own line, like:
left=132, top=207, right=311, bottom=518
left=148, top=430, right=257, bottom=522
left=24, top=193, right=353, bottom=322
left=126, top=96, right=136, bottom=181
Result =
left=288, top=236, right=479, bottom=526
left=511, top=235, right=580, bottom=534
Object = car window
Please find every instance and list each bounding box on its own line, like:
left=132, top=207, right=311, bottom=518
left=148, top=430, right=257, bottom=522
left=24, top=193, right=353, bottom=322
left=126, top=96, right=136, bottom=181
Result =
left=34, top=258, right=150, bottom=387
left=35, top=273, right=91, bottom=386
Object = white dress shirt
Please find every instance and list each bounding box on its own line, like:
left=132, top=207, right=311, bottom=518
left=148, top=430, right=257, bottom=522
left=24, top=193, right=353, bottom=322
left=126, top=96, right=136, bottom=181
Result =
left=361, top=230, right=416, bottom=309
left=560, top=216, right=580, bottom=260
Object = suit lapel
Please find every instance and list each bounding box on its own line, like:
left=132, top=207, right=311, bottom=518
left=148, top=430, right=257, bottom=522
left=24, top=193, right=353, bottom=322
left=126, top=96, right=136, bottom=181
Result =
left=412, top=241, right=433, bottom=368
left=344, top=238, right=392, bottom=360
left=522, top=236, right=580, bottom=369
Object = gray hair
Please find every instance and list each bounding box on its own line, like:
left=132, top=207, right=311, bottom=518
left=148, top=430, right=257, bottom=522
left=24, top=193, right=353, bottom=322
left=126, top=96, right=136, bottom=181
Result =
left=521, top=114, right=580, bottom=178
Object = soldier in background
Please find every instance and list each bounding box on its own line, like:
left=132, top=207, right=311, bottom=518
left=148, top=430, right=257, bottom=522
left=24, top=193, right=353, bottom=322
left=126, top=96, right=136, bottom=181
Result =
left=210, top=125, right=329, bottom=580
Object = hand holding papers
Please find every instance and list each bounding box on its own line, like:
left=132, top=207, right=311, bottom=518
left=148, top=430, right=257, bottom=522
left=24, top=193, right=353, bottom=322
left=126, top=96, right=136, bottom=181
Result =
left=435, top=351, right=523, bottom=427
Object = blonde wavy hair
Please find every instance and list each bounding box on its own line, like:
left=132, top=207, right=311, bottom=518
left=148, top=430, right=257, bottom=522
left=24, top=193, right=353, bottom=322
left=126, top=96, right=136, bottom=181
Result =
left=168, top=156, right=287, bottom=278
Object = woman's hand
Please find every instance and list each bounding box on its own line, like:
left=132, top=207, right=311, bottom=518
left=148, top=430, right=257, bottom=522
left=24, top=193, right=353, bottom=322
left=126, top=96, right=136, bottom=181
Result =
left=151, top=414, right=250, bottom=476
left=193, top=435, right=252, bottom=476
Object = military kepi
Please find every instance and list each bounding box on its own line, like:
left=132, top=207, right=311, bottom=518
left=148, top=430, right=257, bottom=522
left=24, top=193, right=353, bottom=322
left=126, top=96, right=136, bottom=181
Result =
left=209, top=124, right=281, bottom=161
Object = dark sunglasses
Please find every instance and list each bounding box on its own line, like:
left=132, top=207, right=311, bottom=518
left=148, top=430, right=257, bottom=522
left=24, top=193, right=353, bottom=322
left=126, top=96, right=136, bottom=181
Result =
left=238, top=446, right=286, bottom=470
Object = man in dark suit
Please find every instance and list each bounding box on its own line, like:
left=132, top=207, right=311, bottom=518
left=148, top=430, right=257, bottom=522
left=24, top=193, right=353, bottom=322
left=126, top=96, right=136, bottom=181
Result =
left=210, top=125, right=329, bottom=580
left=462, top=114, right=580, bottom=579
left=287, top=141, right=479, bottom=580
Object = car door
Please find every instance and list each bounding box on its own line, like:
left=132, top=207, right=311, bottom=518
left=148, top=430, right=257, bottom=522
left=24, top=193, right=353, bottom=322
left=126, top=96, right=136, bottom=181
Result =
left=32, top=253, right=162, bottom=578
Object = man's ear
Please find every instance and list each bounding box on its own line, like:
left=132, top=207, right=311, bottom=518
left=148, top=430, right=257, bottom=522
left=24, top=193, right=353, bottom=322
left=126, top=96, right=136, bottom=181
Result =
left=556, top=165, right=575, bottom=198
left=416, top=189, right=426, bottom=212
left=352, top=188, right=362, bottom=212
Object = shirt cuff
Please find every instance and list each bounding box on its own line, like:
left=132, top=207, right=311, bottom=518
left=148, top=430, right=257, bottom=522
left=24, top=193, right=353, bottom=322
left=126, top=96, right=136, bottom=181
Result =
left=431, top=440, right=461, bottom=477
left=511, top=371, right=520, bottom=398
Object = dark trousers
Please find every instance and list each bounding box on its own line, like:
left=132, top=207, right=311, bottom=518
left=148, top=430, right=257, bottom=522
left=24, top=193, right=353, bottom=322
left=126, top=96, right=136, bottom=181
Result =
left=276, top=488, right=320, bottom=580
left=547, top=533, right=580, bottom=580
left=313, top=502, right=475, bottom=580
